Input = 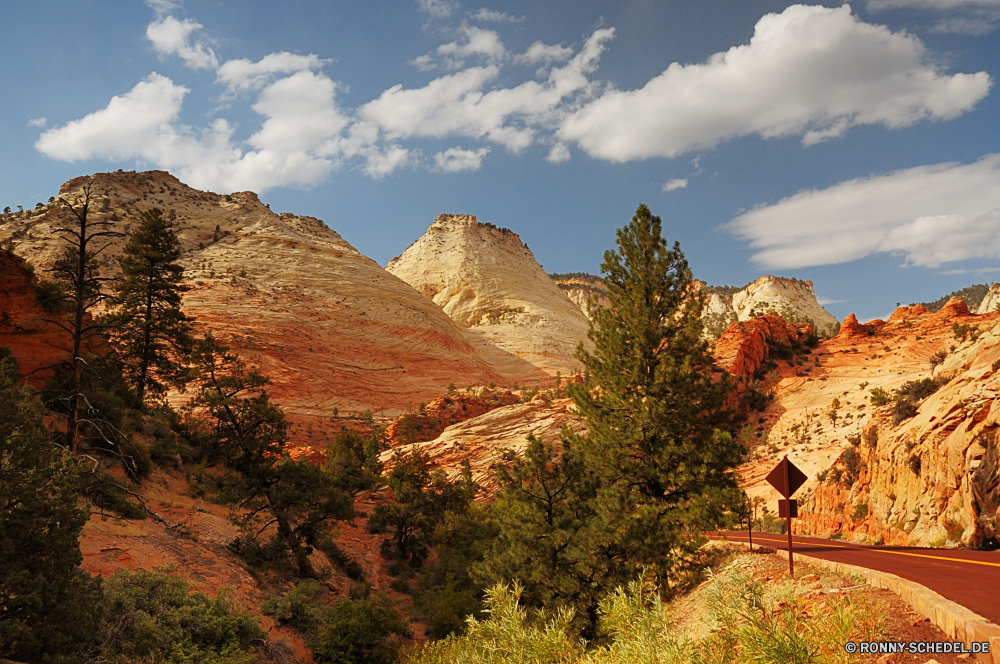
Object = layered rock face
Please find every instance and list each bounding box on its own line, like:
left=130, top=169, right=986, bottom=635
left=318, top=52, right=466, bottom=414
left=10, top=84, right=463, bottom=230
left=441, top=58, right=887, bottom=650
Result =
left=0, top=172, right=504, bottom=426
left=386, top=215, right=590, bottom=379
left=734, top=298, right=1000, bottom=547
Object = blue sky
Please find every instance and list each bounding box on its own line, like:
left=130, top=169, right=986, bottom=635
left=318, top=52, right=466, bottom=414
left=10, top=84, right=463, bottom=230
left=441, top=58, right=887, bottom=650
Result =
left=3, top=0, right=1000, bottom=321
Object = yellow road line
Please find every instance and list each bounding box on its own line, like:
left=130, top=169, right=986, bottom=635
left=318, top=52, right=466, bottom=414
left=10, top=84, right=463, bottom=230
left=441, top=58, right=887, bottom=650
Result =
left=713, top=534, right=1000, bottom=569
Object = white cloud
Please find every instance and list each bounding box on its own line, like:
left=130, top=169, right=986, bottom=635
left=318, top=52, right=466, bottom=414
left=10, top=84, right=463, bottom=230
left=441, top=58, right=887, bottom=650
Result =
left=434, top=146, right=490, bottom=172
left=146, top=16, right=218, bottom=70
left=364, top=28, right=615, bottom=152
left=27, top=117, right=46, bottom=127
left=35, top=71, right=353, bottom=193
left=514, top=41, right=575, bottom=66
left=216, top=52, right=328, bottom=94
left=727, top=154, right=1000, bottom=269
left=36, top=73, right=189, bottom=162
left=546, top=143, right=571, bottom=163
left=469, top=8, right=524, bottom=23
left=662, top=178, right=688, bottom=192
left=417, top=0, right=459, bottom=19
left=410, top=26, right=506, bottom=70
left=559, top=5, right=991, bottom=162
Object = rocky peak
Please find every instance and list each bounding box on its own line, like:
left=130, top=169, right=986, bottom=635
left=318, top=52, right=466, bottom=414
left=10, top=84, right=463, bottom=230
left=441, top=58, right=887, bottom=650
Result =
left=386, top=214, right=590, bottom=378
left=977, top=283, right=1000, bottom=314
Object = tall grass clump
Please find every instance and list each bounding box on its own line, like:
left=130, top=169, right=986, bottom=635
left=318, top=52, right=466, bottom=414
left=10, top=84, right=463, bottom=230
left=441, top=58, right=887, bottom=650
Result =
left=410, top=565, right=886, bottom=664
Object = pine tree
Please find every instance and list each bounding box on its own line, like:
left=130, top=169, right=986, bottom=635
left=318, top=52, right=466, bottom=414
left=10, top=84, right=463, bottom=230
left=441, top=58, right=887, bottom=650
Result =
left=480, top=205, right=743, bottom=637
left=0, top=350, right=102, bottom=662
left=46, top=182, right=122, bottom=451
left=188, top=335, right=354, bottom=577
left=104, top=207, right=193, bottom=404
left=572, top=203, right=742, bottom=590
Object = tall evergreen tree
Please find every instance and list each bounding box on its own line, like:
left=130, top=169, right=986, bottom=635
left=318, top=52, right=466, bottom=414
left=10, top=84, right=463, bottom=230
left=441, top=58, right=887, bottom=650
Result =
left=103, top=207, right=193, bottom=404
left=187, top=335, right=354, bottom=577
left=572, top=203, right=742, bottom=589
left=0, top=350, right=102, bottom=663
left=481, top=205, right=743, bottom=636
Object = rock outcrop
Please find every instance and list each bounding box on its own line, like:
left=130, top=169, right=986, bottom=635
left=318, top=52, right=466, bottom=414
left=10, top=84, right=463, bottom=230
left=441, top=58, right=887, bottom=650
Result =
left=380, top=397, right=586, bottom=493
left=386, top=215, right=590, bottom=379
left=738, top=298, right=1000, bottom=547
left=0, top=172, right=505, bottom=431
left=978, top=283, right=1000, bottom=314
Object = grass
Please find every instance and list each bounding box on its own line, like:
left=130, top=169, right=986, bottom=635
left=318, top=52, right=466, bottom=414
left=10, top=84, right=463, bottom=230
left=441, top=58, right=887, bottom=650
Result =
left=410, top=563, right=887, bottom=664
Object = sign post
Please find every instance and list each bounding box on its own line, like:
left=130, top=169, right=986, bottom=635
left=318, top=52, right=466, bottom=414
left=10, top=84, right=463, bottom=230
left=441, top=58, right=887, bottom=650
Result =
left=765, top=456, right=807, bottom=577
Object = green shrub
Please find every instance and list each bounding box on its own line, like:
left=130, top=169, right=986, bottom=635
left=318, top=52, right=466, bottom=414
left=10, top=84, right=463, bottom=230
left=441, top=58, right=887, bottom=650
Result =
left=853, top=503, right=869, bottom=520
left=869, top=388, right=889, bottom=406
left=908, top=454, right=921, bottom=475
left=98, top=567, right=266, bottom=663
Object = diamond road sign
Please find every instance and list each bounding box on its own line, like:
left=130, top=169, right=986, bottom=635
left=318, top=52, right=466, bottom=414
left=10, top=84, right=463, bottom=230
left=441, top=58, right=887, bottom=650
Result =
left=766, top=457, right=807, bottom=498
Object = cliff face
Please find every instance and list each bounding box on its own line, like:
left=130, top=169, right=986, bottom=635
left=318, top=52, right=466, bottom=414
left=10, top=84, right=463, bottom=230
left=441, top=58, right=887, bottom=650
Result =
left=386, top=215, right=590, bottom=379
left=0, top=172, right=504, bottom=430
left=735, top=297, right=1000, bottom=548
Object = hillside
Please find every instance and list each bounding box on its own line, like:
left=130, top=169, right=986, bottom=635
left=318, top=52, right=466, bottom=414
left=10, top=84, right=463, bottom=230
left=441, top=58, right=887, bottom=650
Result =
left=0, top=172, right=506, bottom=435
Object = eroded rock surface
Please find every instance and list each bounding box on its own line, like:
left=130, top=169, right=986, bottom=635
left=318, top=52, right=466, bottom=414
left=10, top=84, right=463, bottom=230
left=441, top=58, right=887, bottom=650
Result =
left=386, top=215, right=589, bottom=379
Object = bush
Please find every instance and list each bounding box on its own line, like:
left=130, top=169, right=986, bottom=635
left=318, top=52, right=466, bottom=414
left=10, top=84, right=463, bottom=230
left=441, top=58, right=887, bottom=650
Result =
left=265, top=582, right=407, bottom=664
left=98, top=567, right=267, bottom=663
left=853, top=503, right=869, bottom=520
left=869, top=387, right=889, bottom=406
left=908, top=454, right=922, bottom=475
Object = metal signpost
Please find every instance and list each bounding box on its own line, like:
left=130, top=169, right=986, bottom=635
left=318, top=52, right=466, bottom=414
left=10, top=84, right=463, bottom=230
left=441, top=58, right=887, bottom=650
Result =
left=765, top=456, right=807, bottom=577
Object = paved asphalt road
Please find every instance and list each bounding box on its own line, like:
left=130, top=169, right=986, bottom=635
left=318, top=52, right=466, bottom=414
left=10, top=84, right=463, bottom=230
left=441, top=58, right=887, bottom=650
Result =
left=710, top=531, right=1000, bottom=625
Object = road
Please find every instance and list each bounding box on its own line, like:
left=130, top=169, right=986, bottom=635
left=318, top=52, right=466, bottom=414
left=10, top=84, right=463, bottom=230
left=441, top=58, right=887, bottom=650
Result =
left=710, top=530, right=1000, bottom=625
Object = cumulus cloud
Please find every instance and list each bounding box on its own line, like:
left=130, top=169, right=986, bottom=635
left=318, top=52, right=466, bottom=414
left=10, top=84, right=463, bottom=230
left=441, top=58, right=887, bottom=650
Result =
left=417, top=0, right=459, bottom=19
left=546, top=143, right=571, bottom=163
left=469, top=8, right=524, bottom=23
left=35, top=72, right=351, bottom=193
left=216, top=52, right=328, bottom=94
left=559, top=5, right=991, bottom=162
left=146, top=16, right=218, bottom=70
left=364, top=28, right=614, bottom=152
left=411, top=26, right=506, bottom=70
left=727, top=154, right=1000, bottom=269
left=662, top=178, right=688, bottom=192
left=36, top=73, right=189, bottom=162
left=434, top=146, right=490, bottom=172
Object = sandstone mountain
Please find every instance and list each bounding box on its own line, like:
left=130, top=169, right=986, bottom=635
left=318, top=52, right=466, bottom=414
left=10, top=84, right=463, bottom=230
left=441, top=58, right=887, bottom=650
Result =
left=386, top=214, right=590, bottom=379
left=0, top=171, right=505, bottom=429
left=716, top=275, right=839, bottom=336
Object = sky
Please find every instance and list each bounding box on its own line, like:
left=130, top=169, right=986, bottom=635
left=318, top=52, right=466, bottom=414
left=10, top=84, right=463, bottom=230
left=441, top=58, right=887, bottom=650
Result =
left=3, top=0, right=1000, bottom=322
